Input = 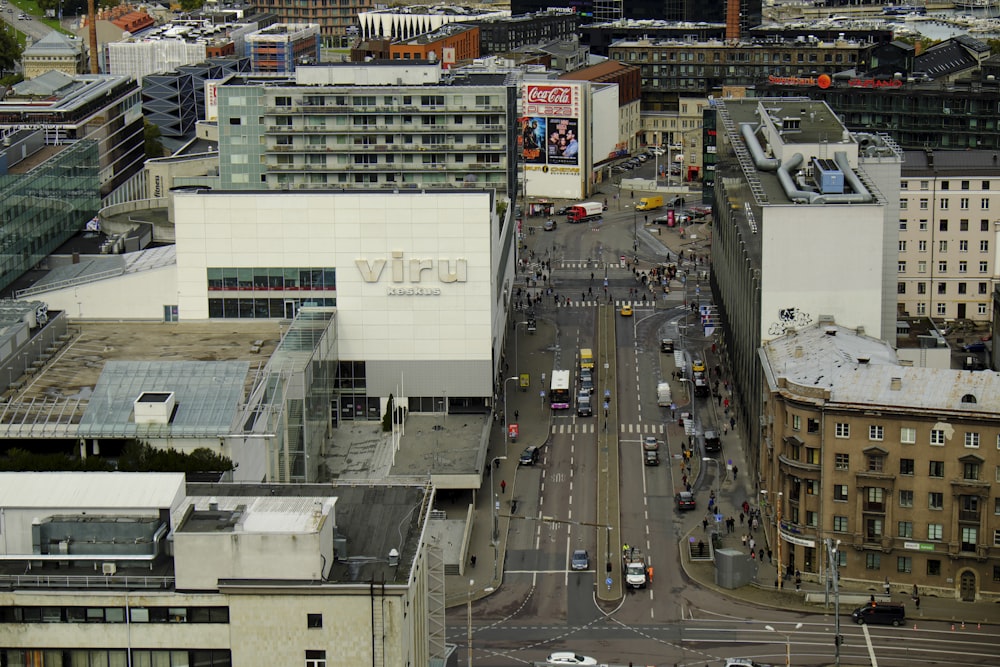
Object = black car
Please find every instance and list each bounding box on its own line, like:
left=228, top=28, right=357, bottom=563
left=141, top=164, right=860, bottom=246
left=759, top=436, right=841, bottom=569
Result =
left=675, top=491, right=696, bottom=511
left=852, top=602, right=905, bottom=626
left=518, top=446, right=539, bottom=466
left=555, top=206, right=569, bottom=215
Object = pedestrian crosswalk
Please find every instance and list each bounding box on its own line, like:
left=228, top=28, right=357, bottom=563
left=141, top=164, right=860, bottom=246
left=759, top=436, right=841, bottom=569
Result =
left=559, top=261, right=620, bottom=270
left=549, top=423, right=667, bottom=434
left=555, top=300, right=655, bottom=308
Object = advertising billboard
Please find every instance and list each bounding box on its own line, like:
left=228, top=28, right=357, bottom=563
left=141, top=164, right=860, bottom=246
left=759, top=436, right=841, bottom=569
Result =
left=520, top=117, right=546, bottom=165
left=547, top=117, right=579, bottom=166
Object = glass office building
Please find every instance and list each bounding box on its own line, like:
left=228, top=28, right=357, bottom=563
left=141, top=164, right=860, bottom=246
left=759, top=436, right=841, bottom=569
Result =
left=0, top=141, right=100, bottom=293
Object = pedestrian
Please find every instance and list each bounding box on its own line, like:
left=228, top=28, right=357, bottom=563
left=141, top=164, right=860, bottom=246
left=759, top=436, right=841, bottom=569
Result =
left=723, top=423, right=728, bottom=435
left=500, top=479, right=506, bottom=494
left=647, top=566, right=654, bottom=582
left=883, top=576, right=890, bottom=596
left=751, top=517, right=758, bottom=531
left=741, top=534, right=747, bottom=547
left=795, top=574, right=802, bottom=591
left=730, top=416, right=736, bottom=430
left=622, top=543, right=629, bottom=554
left=767, top=548, right=773, bottom=563
left=717, top=394, right=722, bottom=406
left=702, top=518, right=709, bottom=531
left=912, top=583, right=919, bottom=598
left=759, top=548, right=765, bottom=561
left=914, top=595, right=920, bottom=610
left=751, top=550, right=756, bottom=560
left=739, top=512, right=745, bottom=525
left=732, top=465, right=739, bottom=480
left=723, top=398, right=730, bottom=410
left=749, top=538, right=756, bottom=552
left=742, top=500, right=750, bottom=515
left=514, top=410, right=519, bottom=421
left=470, top=554, right=477, bottom=568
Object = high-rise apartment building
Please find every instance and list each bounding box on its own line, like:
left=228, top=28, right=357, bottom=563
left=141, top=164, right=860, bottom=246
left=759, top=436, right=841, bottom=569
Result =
left=215, top=63, right=518, bottom=194
left=896, top=150, right=1000, bottom=323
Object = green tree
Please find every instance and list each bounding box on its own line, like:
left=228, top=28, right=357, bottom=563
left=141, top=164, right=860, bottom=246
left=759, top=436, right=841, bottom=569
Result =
left=0, top=25, right=22, bottom=77
left=117, top=441, right=232, bottom=473
left=144, top=120, right=165, bottom=159
left=178, top=0, right=203, bottom=11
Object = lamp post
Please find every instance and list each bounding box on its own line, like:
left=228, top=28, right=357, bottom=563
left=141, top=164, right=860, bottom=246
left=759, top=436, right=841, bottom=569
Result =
left=467, top=578, right=475, bottom=667
left=826, top=538, right=843, bottom=666
left=490, top=455, right=507, bottom=544
left=502, top=376, right=518, bottom=448
left=765, top=622, right=802, bottom=667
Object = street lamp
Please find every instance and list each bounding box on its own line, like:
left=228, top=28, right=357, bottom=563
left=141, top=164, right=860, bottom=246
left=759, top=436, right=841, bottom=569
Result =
left=826, top=538, right=843, bottom=666
left=489, top=455, right=507, bottom=545
left=765, top=622, right=803, bottom=667
left=503, top=376, right=518, bottom=446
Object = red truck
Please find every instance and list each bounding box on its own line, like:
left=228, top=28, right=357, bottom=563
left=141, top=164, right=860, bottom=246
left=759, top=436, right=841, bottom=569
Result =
left=566, top=201, right=604, bottom=223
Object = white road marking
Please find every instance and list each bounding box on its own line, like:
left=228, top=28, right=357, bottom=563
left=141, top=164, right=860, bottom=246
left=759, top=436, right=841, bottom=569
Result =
left=862, top=622, right=878, bottom=667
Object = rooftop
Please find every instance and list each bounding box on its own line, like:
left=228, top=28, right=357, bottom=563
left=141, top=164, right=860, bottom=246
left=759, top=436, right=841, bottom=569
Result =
left=176, top=495, right=335, bottom=534
left=762, top=322, right=1000, bottom=414
left=901, top=149, right=1000, bottom=176
left=0, top=471, right=185, bottom=509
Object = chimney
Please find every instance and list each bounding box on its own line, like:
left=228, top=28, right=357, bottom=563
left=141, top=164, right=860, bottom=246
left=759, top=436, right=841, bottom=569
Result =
left=725, top=0, right=741, bottom=41
left=890, top=377, right=902, bottom=391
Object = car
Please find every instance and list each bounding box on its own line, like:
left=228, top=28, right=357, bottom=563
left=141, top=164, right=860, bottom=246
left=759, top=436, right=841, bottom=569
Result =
left=692, top=358, right=706, bottom=374
left=660, top=338, right=674, bottom=353
left=543, top=219, right=556, bottom=231
left=637, top=154, right=648, bottom=162
left=675, top=491, right=696, bottom=511
left=546, top=653, right=598, bottom=665
left=576, top=392, right=592, bottom=417
left=619, top=304, right=633, bottom=316
left=644, top=449, right=659, bottom=466
left=518, top=445, right=539, bottom=466
left=852, top=602, right=905, bottom=626
left=643, top=436, right=660, bottom=451
left=725, top=660, right=774, bottom=667
left=622, top=163, right=634, bottom=170
left=704, top=430, right=721, bottom=453
left=554, top=206, right=569, bottom=215
left=963, top=341, right=987, bottom=352
left=571, top=549, right=589, bottom=570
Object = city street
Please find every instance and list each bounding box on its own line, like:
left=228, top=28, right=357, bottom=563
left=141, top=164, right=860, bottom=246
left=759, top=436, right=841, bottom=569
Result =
left=446, top=190, right=1000, bottom=667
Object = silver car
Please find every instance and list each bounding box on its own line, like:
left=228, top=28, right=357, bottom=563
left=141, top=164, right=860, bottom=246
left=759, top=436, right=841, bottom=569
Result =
left=571, top=549, right=589, bottom=570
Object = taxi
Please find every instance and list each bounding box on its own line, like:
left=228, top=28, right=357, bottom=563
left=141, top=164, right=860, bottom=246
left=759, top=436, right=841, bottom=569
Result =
left=692, top=358, right=706, bottom=374
left=619, top=303, right=633, bottom=317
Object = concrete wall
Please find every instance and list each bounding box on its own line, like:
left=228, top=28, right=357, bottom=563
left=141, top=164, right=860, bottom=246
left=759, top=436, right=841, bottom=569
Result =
left=34, top=265, right=178, bottom=321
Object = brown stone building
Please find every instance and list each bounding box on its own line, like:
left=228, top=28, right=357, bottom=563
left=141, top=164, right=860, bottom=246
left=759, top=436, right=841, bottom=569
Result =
left=759, top=321, right=1000, bottom=601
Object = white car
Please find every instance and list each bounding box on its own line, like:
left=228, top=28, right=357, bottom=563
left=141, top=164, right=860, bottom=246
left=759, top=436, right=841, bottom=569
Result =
left=546, top=653, right=598, bottom=665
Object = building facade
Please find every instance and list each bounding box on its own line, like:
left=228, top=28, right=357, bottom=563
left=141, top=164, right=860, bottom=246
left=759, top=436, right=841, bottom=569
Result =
left=21, top=32, right=87, bottom=80
left=896, top=150, right=1000, bottom=323
left=0, top=474, right=444, bottom=666
left=245, top=23, right=321, bottom=72
left=251, top=0, right=376, bottom=45
left=0, top=71, right=144, bottom=198
left=216, top=64, right=518, bottom=195
left=388, top=24, right=479, bottom=65
left=560, top=60, right=642, bottom=159
left=760, top=322, right=1000, bottom=601
left=640, top=96, right=709, bottom=180
left=707, top=98, right=901, bottom=474
left=473, top=9, right=580, bottom=55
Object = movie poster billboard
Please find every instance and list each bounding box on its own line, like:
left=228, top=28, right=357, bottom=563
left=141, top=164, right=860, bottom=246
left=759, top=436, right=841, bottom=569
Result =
left=546, top=117, right=579, bottom=166
left=520, top=117, right=546, bottom=165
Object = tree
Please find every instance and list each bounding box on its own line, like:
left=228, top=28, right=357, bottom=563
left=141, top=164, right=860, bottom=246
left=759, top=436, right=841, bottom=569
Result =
left=144, top=120, right=165, bottom=159
left=178, top=0, right=203, bottom=11
left=0, top=25, right=22, bottom=77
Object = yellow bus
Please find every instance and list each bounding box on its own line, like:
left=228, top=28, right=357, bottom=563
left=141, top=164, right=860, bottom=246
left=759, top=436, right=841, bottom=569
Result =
left=580, top=348, right=594, bottom=371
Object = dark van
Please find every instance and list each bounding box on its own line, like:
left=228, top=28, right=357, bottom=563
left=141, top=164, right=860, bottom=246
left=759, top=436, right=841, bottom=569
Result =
left=852, top=603, right=905, bottom=626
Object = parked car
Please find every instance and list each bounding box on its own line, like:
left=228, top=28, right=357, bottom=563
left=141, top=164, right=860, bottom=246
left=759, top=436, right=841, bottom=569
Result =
left=675, top=491, right=696, bottom=511
left=546, top=653, right=598, bottom=666
left=554, top=206, right=569, bottom=215
left=571, top=549, right=589, bottom=570
left=725, top=660, right=774, bottom=667
left=518, top=445, right=540, bottom=466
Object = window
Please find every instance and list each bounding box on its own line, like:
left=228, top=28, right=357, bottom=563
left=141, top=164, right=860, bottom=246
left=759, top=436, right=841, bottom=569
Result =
left=867, top=454, right=884, bottom=473
left=995, top=566, right=1000, bottom=582
left=834, top=515, right=848, bottom=531
left=866, top=518, right=883, bottom=540
left=898, top=261, right=906, bottom=273
left=961, top=527, right=977, bottom=551
left=306, top=650, right=327, bottom=667
left=866, top=553, right=881, bottom=570
left=930, top=429, right=945, bottom=446
left=919, top=198, right=928, bottom=210
left=866, top=486, right=885, bottom=510
left=919, top=220, right=928, bottom=231
left=899, top=490, right=913, bottom=507
left=929, top=461, right=944, bottom=477
left=940, top=217, right=948, bottom=229
left=899, top=240, right=907, bottom=252
left=929, top=492, right=943, bottom=510
left=995, top=530, right=1000, bottom=547
left=995, top=498, right=1000, bottom=515
left=960, top=197, right=969, bottom=209
left=898, top=521, right=913, bottom=538
left=939, top=240, right=948, bottom=252
left=938, top=261, right=947, bottom=273
left=981, top=240, right=990, bottom=253
left=958, top=283, right=967, bottom=295
left=869, top=425, right=883, bottom=441
left=960, top=240, right=969, bottom=252
left=937, top=302, right=947, bottom=316
left=900, top=427, right=916, bottom=444
left=928, top=560, right=941, bottom=576
left=835, top=423, right=850, bottom=438
left=897, top=282, right=906, bottom=294
left=805, top=480, right=819, bottom=495
left=983, top=219, right=991, bottom=231
left=835, top=453, right=850, bottom=470
left=897, top=556, right=912, bottom=573
left=900, top=458, right=914, bottom=475
left=981, top=261, right=990, bottom=273
left=899, top=219, right=907, bottom=230
left=938, top=282, right=947, bottom=295
left=980, top=303, right=989, bottom=315
left=307, top=614, right=323, bottom=628
left=806, top=448, right=820, bottom=465
left=792, top=414, right=801, bottom=431
left=963, top=462, right=980, bottom=481
left=918, top=240, right=927, bottom=252
left=806, top=511, right=818, bottom=527
left=966, top=432, right=980, bottom=448
left=834, top=484, right=848, bottom=501
left=917, top=282, right=926, bottom=294
left=982, top=198, right=990, bottom=210
left=928, top=523, right=942, bottom=540
left=807, top=418, right=819, bottom=434
left=980, top=282, right=989, bottom=294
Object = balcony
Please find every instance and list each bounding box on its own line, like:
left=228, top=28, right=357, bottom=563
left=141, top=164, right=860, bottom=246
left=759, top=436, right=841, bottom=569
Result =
left=777, top=454, right=820, bottom=472
left=959, top=509, right=981, bottom=522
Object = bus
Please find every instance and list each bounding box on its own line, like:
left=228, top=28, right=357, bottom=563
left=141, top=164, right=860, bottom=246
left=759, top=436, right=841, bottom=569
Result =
left=550, top=370, right=571, bottom=409
left=579, top=348, right=594, bottom=371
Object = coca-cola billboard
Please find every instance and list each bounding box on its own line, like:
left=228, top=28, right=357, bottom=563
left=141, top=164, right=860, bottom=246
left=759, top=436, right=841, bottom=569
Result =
left=524, top=83, right=578, bottom=118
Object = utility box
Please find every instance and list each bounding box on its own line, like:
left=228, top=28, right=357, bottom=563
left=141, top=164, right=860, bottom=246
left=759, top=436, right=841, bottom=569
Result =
left=811, top=157, right=845, bottom=194
left=714, top=548, right=756, bottom=589
left=134, top=391, right=176, bottom=424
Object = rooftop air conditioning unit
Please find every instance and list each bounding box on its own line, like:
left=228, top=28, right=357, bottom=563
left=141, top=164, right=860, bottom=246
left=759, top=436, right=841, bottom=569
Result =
left=102, top=562, right=117, bottom=575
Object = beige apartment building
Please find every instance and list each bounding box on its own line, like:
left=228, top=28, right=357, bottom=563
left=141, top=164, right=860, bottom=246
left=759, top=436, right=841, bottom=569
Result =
left=897, top=149, right=1000, bottom=323
left=760, top=321, right=1000, bottom=601
left=639, top=96, right=708, bottom=182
